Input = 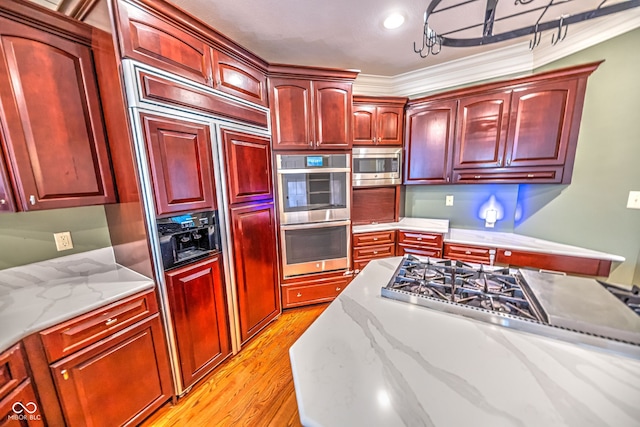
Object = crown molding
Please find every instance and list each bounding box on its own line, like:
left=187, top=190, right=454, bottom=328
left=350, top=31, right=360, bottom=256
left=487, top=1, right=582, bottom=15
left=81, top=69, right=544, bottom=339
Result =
left=353, top=10, right=640, bottom=98
left=532, top=8, right=640, bottom=68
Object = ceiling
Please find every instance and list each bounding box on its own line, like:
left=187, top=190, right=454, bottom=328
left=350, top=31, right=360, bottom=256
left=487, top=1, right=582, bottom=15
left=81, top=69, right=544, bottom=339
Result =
left=166, top=0, right=640, bottom=76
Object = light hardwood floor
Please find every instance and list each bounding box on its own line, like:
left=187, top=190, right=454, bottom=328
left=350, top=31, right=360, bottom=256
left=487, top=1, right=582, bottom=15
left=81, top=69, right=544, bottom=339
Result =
left=141, top=304, right=328, bottom=427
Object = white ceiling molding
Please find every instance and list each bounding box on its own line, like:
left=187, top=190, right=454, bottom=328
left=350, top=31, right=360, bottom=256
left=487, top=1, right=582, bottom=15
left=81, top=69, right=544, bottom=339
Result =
left=532, top=8, right=640, bottom=69
left=354, top=10, right=640, bottom=99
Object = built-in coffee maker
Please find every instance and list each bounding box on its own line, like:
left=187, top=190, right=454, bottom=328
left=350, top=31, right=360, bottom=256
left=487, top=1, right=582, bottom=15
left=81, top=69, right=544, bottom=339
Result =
left=156, top=210, right=220, bottom=270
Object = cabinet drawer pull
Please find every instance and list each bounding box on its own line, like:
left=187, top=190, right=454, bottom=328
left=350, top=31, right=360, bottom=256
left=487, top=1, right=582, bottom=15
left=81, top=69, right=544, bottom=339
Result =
left=61, top=369, right=69, bottom=380
left=29, top=195, right=36, bottom=205
left=474, top=175, right=481, bottom=179
left=296, top=292, right=302, bottom=297
left=105, top=318, right=118, bottom=326
left=504, top=250, right=512, bottom=256
left=465, top=251, right=471, bottom=255
left=417, top=237, right=422, bottom=241
left=527, top=174, right=534, bottom=178
left=373, top=237, right=378, bottom=241
left=336, top=287, right=341, bottom=291
left=373, top=250, right=378, bottom=254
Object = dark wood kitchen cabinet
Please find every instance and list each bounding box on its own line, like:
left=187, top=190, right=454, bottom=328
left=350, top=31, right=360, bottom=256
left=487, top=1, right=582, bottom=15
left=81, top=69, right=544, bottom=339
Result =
left=115, top=0, right=212, bottom=85
left=495, top=248, right=612, bottom=277
left=397, top=230, right=443, bottom=258
left=140, top=113, right=216, bottom=216
left=221, top=129, right=273, bottom=204
left=404, top=100, right=457, bottom=184
left=229, top=202, right=281, bottom=344
left=406, top=62, right=600, bottom=185
left=444, top=243, right=495, bottom=264
left=0, top=153, right=15, bottom=213
left=0, top=343, right=43, bottom=427
left=352, top=96, right=406, bottom=146
left=281, top=270, right=352, bottom=308
left=114, top=0, right=268, bottom=106
left=165, top=255, right=232, bottom=388
left=453, top=91, right=512, bottom=170
left=0, top=15, right=116, bottom=211
left=32, top=290, right=172, bottom=427
left=269, top=68, right=357, bottom=150
left=352, top=230, right=397, bottom=271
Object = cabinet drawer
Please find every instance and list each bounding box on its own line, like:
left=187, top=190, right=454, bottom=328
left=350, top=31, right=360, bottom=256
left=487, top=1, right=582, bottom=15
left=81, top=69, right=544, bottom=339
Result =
left=282, top=279, right=350, bottom=308
left=353, top=243, right=395, bottom=260
left=0, top=344, right=28, bottom=401
left=353, top=230, right=396, bottom=247
left=453, top=167, right=563, bottom=184
left=398, top=230, right=443, bottom=248
left=444, top=243, right=494, bottom=264
left=496, top=249, right=612, bottom=277
left=40, top=290, right=158, bottom=363
left=397, top=245, right=442, bottom=258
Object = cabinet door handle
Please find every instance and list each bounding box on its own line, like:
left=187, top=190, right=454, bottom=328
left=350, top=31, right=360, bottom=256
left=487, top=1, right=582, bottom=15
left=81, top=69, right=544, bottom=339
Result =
left=296, top=292, right=302, bottom=297
left=61, top=369, right=69, bottom=380
left=446, top=176, right=450, bottom=182
left=507, top=158, right=511, bottom=165
left=29, top=195, right=36, bottom=205
left=0, top=199, right=5, bottom=205
left=105, top=318, right=118, bottom=326
left=336, top=287, right=341, bottom=291
left=309, top=141, right=313, bottom=146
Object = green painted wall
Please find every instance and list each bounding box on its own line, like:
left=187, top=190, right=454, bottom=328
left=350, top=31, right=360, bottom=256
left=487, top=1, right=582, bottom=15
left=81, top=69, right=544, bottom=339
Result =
left=516, top=28, right=640, bottom=284
left=405, top=28, right=640, bottom=284
left=0, top=205, right=112, bottom=270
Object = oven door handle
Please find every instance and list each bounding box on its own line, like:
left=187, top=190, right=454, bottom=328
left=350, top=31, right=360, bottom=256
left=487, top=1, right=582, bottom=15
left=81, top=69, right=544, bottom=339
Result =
left=276, top=168, right=351, bottom=174
left=280, top=220, right=351, bottom=231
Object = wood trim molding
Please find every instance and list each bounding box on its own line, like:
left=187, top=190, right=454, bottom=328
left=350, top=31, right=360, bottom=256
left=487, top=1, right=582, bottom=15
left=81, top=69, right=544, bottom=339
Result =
left=57, top=0, right=99, bottom=20
left=268, top=63, right=359, bottom=81
left=353, top=10, right=640, bottom=98
left=353, top=95, right=407, bottom=105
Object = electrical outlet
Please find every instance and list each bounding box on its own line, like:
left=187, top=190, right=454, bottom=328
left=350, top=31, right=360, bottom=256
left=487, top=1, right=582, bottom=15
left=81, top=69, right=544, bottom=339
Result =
left=445, top=195, right=454, bottom=206
left=627, top=191, right=640, bottom=209
left=54, top=232, right=73, bottom=251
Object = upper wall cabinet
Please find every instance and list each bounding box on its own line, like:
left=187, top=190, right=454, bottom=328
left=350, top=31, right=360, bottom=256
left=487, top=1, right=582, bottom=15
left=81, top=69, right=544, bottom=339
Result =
left=0, top=151, right=15, bottom=213
left=116, top=0, right=213, bottom=85
left=405, top=100, right=457, bottom=184
left=352, top=96, right=407, bottom=146
left=140, top=113, right=216, bottom=216
left=269, top=67, right=357, bottom=150
left=221, top=130, right=273, bottom=204
left=114, top=0, right=268, bottom=107
left=453, top=91, right=511, bottom=170
left=406, top=61, right=600, bottom=185
left=0, top=15, right=116, bottom=211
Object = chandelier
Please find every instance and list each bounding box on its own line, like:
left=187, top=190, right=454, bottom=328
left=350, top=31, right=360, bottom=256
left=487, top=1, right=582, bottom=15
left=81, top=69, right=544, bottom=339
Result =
left=414, top=0, right=640, bottom=57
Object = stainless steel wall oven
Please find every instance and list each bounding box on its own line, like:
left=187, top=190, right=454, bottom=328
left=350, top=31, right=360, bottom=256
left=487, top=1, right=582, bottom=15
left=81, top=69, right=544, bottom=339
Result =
left=276, top=153, right=350, bottom=224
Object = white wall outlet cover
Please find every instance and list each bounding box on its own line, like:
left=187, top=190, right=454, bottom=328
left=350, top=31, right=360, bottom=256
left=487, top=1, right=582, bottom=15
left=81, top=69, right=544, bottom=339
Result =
left=445, top=195, right=454, bottom=206
left=627, top=191, right=640, bottom=209
left=54, top=231, right=74, bottom=251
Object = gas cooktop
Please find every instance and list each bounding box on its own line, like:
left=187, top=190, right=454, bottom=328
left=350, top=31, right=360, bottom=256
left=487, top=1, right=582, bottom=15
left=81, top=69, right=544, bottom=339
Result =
left=382, top=255, right=640, bottom=356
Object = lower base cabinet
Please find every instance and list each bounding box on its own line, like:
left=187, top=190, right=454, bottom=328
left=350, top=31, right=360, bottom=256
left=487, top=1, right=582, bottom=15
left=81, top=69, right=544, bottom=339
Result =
left=49, top=314, right=171, bottom=427
left=281, top=270, right=352, bottom=308
left=165, top=255, right=232, bottom=390
left=0, top=380, right=42, bottom=427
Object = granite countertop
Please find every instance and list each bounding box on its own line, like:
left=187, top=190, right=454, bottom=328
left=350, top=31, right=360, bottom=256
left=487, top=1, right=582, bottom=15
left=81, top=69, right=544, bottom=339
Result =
left=353, top=218, right=624, bottom=262
left=0, top=247, right=155, bottom=353
left=290, top=257, right=640, bottom=427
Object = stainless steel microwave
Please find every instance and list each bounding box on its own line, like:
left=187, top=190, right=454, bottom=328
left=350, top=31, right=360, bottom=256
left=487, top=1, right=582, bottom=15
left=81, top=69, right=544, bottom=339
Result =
left=352, top=147, right=402, bottom=187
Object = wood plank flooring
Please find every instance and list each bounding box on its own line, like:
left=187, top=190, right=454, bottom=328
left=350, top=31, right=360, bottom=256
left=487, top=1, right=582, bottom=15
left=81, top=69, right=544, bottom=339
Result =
left=142, top=304, right=328, bottom=427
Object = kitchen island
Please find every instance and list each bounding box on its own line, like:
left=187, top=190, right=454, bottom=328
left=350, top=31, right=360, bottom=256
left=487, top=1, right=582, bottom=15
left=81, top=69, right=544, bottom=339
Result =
left=289, top=257, right=640, bottom=426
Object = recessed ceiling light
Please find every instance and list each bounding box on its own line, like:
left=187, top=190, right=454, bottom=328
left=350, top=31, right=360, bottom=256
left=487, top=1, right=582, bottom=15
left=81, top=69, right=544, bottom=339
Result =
left=383, top=13, right=405, bottom=30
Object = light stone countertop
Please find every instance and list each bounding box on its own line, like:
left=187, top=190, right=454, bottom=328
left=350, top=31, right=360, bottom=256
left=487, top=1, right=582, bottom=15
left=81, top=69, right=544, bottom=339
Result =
left=290, top=257, right=640, bottom=427
left=0, top=247, right=155, bottom=353
left=353, top=217, right=624, bottom=262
